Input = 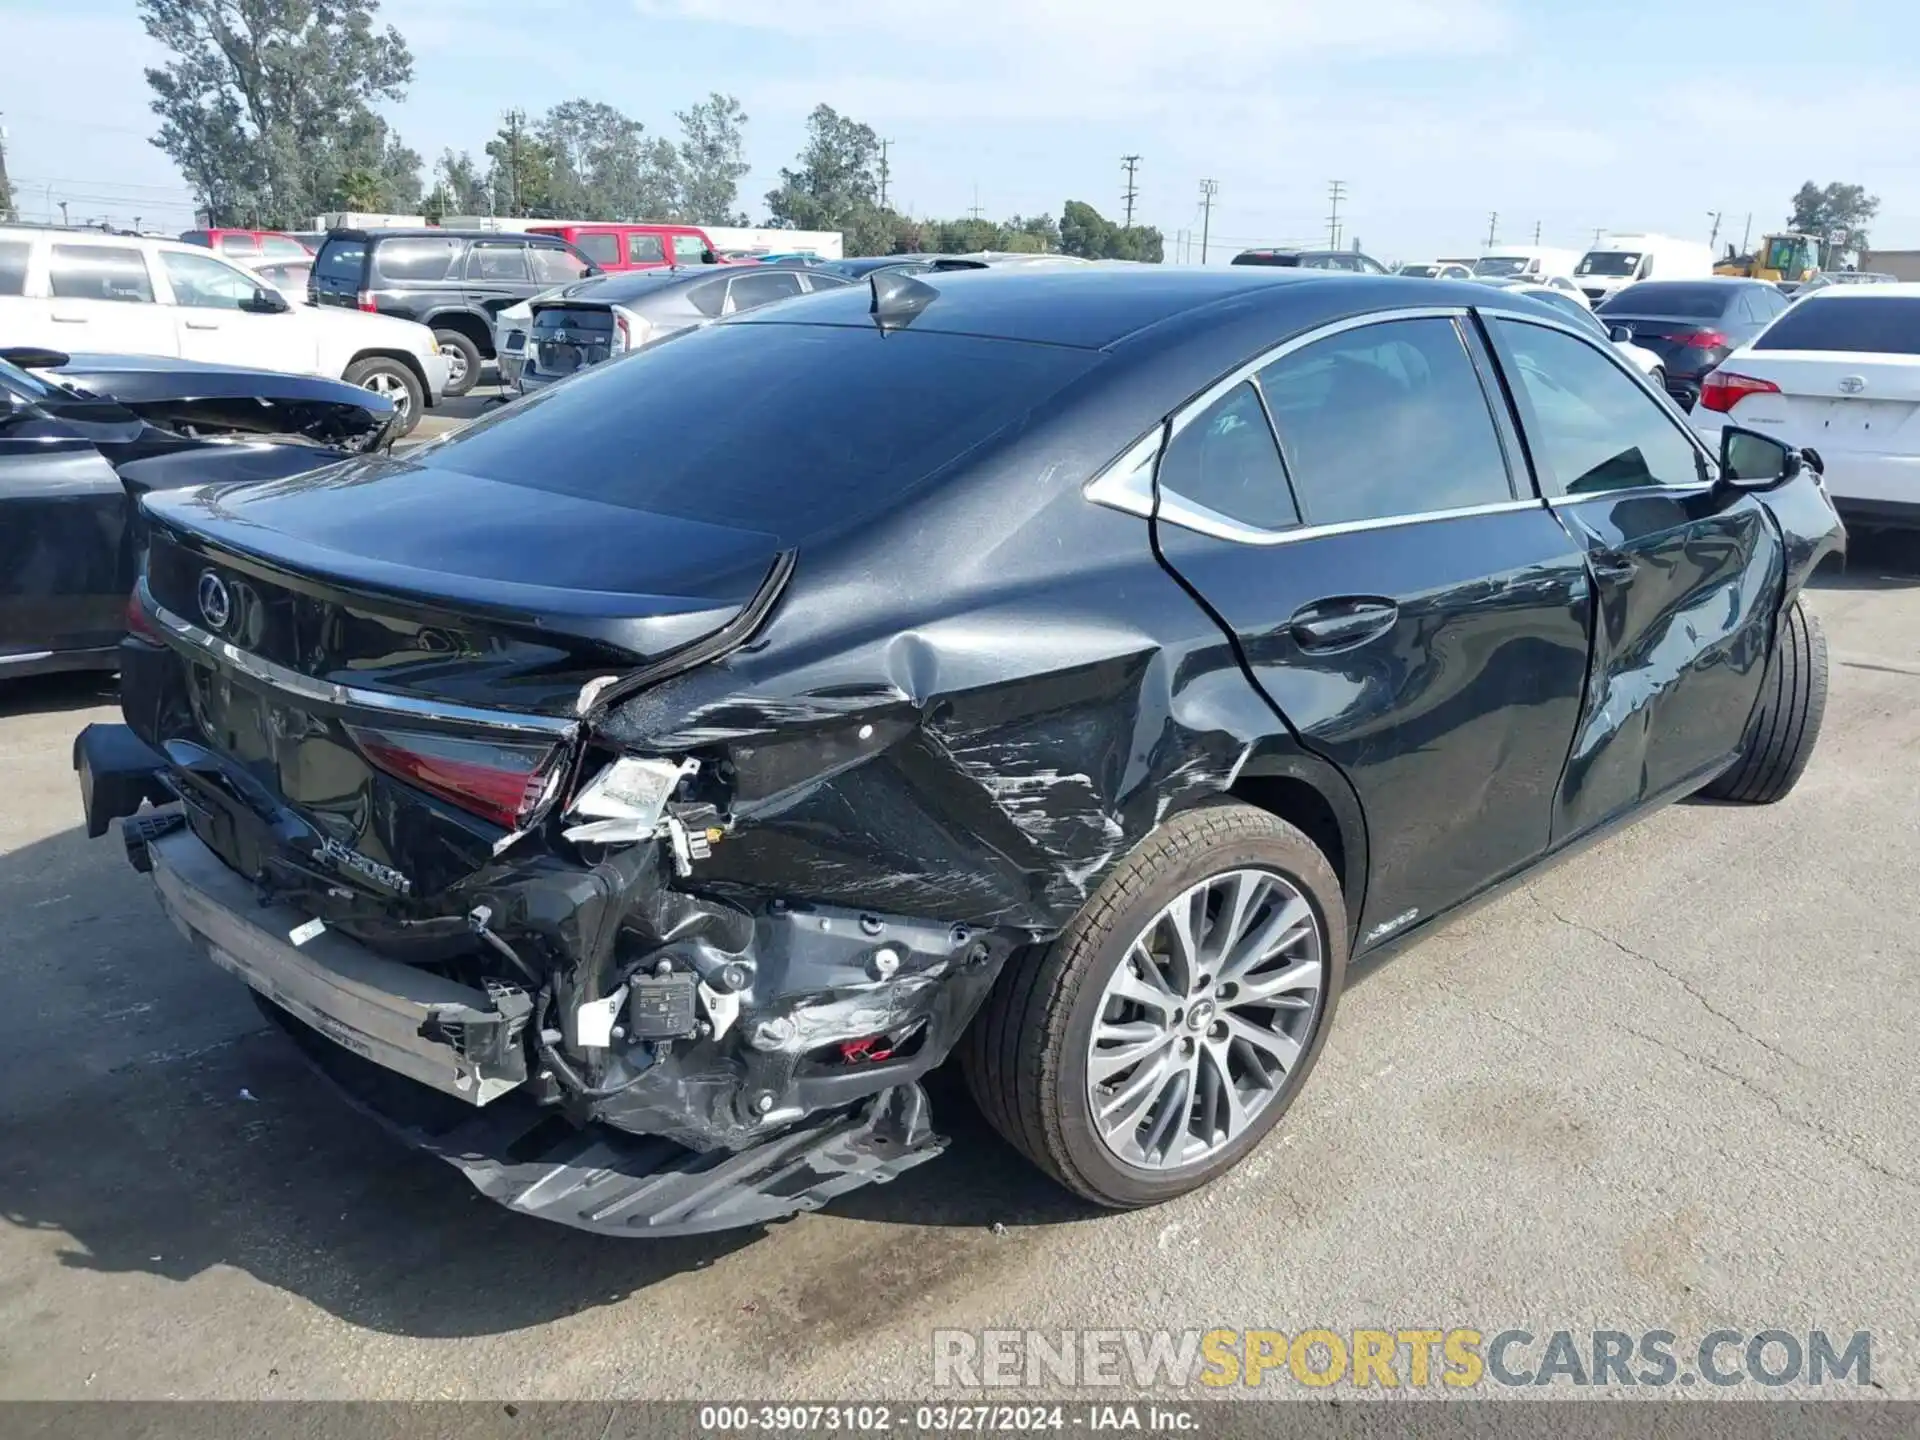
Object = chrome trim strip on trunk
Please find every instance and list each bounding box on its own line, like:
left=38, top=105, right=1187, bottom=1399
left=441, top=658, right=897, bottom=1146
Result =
left=143, top=585, right=579, bottom=738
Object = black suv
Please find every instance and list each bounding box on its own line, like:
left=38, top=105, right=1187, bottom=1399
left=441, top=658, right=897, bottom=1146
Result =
left=309, top=229, right=599, bottom=396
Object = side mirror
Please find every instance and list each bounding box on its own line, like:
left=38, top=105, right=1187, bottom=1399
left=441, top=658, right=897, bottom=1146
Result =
left=244, top=286, right=291, bottom=314
left=1718, top=425, right=1805, bottom=491
left=1608, top=325, right=1634, bottom=343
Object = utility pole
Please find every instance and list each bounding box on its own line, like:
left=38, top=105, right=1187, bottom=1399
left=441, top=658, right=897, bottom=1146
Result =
left=1326, top=180, right=1346, bottom=251
left=0, top=113, right=14, bottom=223
left=1707, top=211, right=1723, bottom=250
left=1740, top=212, right=1752, bottom=256
left=1121, top=154, right=1140, bottom=229
left=1485, top=211, right=1498, bottom=248
left=878, top=139, right=892, bottom=210
left=502, top=109, right=527, bottom=217
left=58, top=199, right=69, bottom=227
left=1532, top=220, right=1542, bottom=245
left=1199, top=179, right=1218, bottom=264
left=968, top=183, right=983, bottom=222
left=1591, top=226, right=1604, bottom=248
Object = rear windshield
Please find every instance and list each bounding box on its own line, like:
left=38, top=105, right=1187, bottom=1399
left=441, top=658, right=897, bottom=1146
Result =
left=314, top=239, right=366, bottom=285
left=1577, top=252, right=1641, bottom=277
left=1232, top=253, right=1297, bottom=267
left=1755, top=296, right=1920, bottom=355
left=1599, top=283, right=1734, bottom=317
left=427, top=323, right=1100, bottom=534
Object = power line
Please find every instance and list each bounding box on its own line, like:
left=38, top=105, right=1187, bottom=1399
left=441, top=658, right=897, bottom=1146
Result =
left=1326, top=180, right=1346, bottom=251
left=1198, top=179, right=1218, bottom=264
left=1121, top=154, right=1140, bottom=229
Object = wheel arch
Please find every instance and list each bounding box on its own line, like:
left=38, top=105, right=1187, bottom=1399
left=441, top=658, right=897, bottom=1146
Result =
left=1227, top=746, right=1369, bottom=934
left=346, top=347, right=429, bottom=394
left=423, top=308, right=495, bottom=357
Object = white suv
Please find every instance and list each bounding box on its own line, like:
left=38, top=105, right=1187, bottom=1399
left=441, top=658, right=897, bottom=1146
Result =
left=0, top=226, right=451, bottom=435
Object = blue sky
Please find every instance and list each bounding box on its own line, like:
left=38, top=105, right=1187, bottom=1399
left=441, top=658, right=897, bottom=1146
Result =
left=5, top=0, right=1917, bottom=261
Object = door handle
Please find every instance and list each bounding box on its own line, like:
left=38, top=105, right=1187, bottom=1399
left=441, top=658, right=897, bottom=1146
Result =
left=1287, top=597, right=1399, bottom=652
left=1589, top=550, right=1636, bottom=583
left=183, top=319, right=220, bottom=330
left=49, top=313, right=86, bottom=324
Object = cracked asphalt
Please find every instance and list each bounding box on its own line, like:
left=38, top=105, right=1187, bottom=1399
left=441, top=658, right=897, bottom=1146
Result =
left=1, top=536, right=1915, bottom=1401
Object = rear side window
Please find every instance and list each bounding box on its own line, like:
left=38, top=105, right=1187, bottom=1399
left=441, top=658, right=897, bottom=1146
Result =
left=314, top=239, right=366, bottom=284
left=0, top=240, right=29, bottom=296
left=429, top=325, right=1099, bottom=535
left=1494, top=319, right=1702, bottom=497
left=1755, top=296, right=1920, bottom=355
left=686, top=278, right=728, bottom=317
left=49, top=245, right=155, bottom=303
left=218, top=233, right=260, bottom=257
left=1257, top=317, right=1512, bottom=525
left=669, top=233, right=708, bottom=264
left=466, top=242, right=529, bottom=281
left=726, top=270, right=805, bottom=310
left=573, top=233, right=621, bottom=266
left=1157, top=381, right=1299, bottom=530
left=373, top=237, right=459, bottom=282
left=530, top=246, right=593, bottom=284
left=628, top=233, right=667, bottom=264
left=1601, top=283, right=1734, bottom=318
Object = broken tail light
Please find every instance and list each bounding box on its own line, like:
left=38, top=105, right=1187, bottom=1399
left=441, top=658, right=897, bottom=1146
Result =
left=125, top=586, right=164, bottom=644
left=345, top=723, right=565, bottom=830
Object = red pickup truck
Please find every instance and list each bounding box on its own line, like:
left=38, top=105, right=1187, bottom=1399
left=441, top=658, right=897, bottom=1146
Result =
left=524, top=224, right=722, bottom=272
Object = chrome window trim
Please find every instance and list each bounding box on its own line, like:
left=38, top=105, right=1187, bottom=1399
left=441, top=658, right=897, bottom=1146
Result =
left=1085, top=305, right=1539, bottom=544
left=144, top=587, right=579, bottom=739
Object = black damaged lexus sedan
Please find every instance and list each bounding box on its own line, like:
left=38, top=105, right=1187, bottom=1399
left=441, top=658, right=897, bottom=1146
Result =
left=77, top=267, right=1842, bottom=1234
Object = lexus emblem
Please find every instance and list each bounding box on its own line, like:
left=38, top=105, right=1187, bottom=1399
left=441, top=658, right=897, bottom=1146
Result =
left=1839, top=375, right=1867, bottom=395
left=197, top=570, right=231, bottom=630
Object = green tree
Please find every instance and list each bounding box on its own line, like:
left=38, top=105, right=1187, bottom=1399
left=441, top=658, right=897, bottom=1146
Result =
left=766, top=104, right=889, bottom=249
left=1060, top=199, right=1161, bottom=262
left=537, top=99, right=678, bottom=221
left=677, top=93, right=750, bottom=226
left=426, top=149, right=491, bottom=220
left=139, top=0, right=415, bottom=227
left=1788, top=181, right=1881, bottom=266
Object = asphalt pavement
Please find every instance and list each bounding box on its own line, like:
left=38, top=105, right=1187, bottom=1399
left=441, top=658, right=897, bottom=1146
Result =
left=1, top=534, right=1916, bottom=1401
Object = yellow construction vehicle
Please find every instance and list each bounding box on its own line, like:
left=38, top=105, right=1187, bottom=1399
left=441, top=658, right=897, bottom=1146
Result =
left=1715, top=232, right=1823, bottom=284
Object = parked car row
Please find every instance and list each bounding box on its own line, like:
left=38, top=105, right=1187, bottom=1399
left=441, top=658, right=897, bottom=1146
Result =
left=0, top=226, right=451, bottom=433
left=66, top=265, right=1840, bottom=1242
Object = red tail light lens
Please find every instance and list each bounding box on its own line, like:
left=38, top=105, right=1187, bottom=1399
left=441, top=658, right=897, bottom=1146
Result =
left=1680, top=330, right=1731, bottom=349
left=125, top=586, right=163, bottom=644
left=356, top=290, right=377, bottom=312
left=1699, top=370, right=1781, bottom=414
left=345, top=724, right=565, bottom=830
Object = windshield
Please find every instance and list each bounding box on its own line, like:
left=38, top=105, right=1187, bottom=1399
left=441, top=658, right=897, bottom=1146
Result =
left=1577, top=252, right=1641, bottom=277
left=1397, top=264, right=1439, bottom=278
left=1597, top=283, right=1735, bottom=319
left=1473, top=257, right=1530, bottom=277
left=1755, top=297, right=1920, bottom=355
left=1766, top=237, right=1812, bottom=271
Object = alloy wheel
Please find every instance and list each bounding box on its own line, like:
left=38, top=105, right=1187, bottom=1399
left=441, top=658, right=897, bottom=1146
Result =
left=360, top=370, right=412, bottom=420
left=444, top=349, right=469, bottom=387
left=1085, top=868, right=1324, bottom=1170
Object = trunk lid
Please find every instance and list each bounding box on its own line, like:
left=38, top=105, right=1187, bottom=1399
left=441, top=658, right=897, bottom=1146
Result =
left=1716, top=350, right=1920, bottom=456
left=132, top=451, right=785, bottom=901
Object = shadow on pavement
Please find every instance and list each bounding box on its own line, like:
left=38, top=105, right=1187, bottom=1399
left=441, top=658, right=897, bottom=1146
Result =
left=0, top=816, right=1087, bottom=1341
left=0, top=670, right=118, bottom=721
left=1810, top=528, right=1920, bottom=591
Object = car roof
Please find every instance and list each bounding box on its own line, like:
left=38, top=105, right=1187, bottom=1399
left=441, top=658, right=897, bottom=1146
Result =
left=0, top=225, right=235, bottom=257
left=327, top=228, right=571, bottom=244
left=1795, top=281, right=1920, bottom=299
left=733, top=265, right=1530, bottom=351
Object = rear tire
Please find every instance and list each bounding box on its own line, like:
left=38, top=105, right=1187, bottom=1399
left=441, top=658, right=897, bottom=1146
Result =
left=344, top=357, right=423, bottom=438
left=962, top=802, right=1347, bottom=1209
left=433, top=328, right=482, bottom=398
left=1702, top=596, right=1828, bottom=804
